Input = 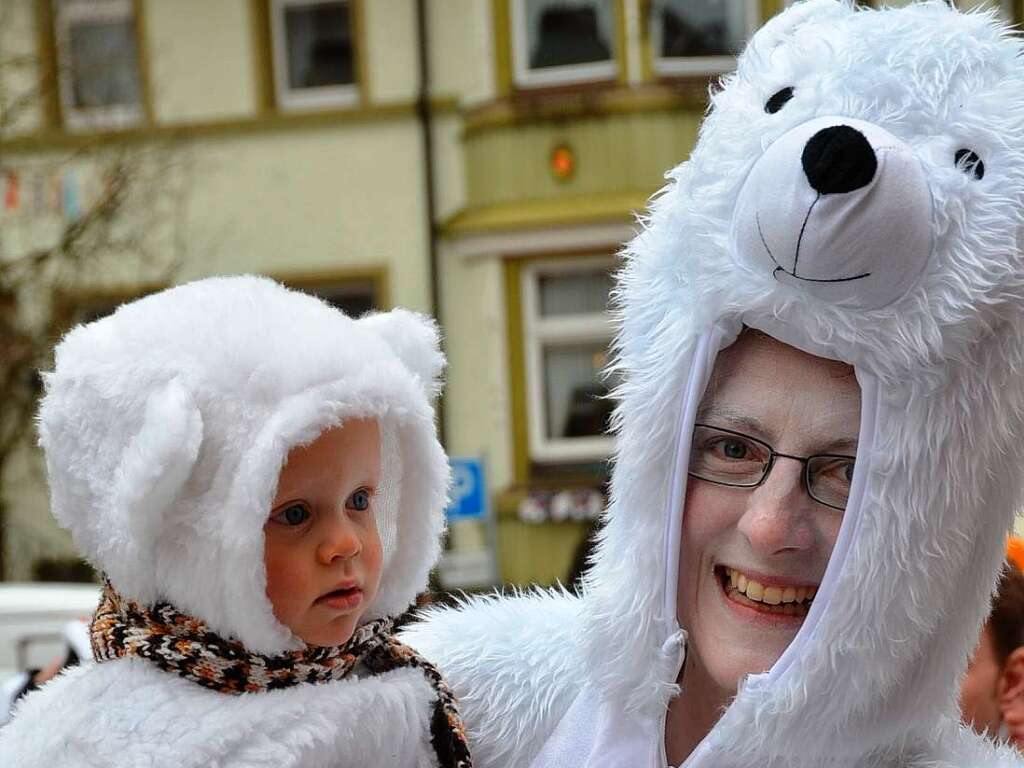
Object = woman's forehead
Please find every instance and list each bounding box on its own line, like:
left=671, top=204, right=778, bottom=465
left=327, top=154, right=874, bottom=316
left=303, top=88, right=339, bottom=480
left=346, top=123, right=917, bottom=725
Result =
left=700, top=331, right=861, bottom=445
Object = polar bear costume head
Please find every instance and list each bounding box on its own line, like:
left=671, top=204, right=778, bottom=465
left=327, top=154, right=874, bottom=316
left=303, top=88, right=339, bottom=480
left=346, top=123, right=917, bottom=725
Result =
left=38, top=275, right=449, bottom=654
left=575, top=1, right=1024, bottom=765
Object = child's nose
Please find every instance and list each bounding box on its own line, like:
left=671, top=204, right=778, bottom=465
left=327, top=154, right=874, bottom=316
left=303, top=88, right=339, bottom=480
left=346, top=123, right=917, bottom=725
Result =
left=317, top=516, right=362, bottom=564
left=736, top=460, right=815, bottom=556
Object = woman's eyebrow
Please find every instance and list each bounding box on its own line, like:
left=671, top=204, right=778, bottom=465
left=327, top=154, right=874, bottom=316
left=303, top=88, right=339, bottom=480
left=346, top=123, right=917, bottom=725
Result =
left=694, top=406, right=770, bottom=439
left=820, top=436, right=859, bottom=455
left=696, top=405, right=860, bottom=454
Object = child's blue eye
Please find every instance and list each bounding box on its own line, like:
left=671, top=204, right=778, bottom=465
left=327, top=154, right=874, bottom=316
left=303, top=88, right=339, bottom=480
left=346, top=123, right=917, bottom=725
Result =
left=348, top=489, right=371, bottom=512
left=278, top=503, right=310, bottom=526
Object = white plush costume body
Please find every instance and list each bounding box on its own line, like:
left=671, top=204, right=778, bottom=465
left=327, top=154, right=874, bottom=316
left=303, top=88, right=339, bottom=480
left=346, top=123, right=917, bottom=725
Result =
left=0, top=276, right=452, bottom=767
left=403, top=3, right=1024, bottom=766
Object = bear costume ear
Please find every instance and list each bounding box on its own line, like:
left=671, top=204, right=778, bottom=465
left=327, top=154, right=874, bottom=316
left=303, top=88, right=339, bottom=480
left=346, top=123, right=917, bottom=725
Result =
left=108, top=378, right=203, bottom=579
left=751, top=0, right=852, bottom=51
left=358, top=309, right=445, bottom=398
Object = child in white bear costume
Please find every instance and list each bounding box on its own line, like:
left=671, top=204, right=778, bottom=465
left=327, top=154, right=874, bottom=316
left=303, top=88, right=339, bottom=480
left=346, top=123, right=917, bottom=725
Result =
left=0, top=275, right=472, bottom=768
left=403, top=2, right=1024, bottom=767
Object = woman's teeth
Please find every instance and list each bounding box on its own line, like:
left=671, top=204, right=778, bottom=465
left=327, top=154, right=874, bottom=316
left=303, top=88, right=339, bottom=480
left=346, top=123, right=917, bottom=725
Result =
left=724, top=567, right=816, bottom=612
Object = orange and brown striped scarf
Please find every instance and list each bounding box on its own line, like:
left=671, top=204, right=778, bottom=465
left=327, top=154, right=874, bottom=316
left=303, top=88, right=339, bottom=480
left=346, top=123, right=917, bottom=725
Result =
left=91, top=580, right=472, bottom=768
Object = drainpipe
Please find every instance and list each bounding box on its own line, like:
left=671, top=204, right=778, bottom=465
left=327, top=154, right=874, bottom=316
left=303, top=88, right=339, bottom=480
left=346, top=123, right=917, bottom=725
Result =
left=415, top=0, right=447, bottom=447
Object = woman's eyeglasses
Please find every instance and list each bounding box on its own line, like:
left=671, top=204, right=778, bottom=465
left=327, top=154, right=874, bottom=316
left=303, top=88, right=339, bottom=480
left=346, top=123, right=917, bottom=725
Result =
left=688, top=423, right=856, bottom=511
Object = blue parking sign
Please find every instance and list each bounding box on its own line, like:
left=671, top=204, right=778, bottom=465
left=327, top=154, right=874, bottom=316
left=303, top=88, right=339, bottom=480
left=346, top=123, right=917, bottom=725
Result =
left=447, top=458, right=486, bottom=520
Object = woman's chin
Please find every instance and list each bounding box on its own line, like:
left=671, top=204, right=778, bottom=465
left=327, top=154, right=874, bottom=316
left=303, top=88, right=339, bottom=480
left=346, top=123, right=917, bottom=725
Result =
left=691, top=574, right=805, bottom=689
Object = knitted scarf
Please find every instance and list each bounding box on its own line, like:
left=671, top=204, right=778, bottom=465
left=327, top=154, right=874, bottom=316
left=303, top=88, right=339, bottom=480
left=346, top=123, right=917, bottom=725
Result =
left=90, top=581, right=472, bottom=768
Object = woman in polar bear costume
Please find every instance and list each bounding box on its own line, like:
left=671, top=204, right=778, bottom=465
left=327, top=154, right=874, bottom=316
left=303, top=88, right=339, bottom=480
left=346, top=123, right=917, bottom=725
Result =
left=402, top=2, right=1024, bottom=766
left=0, top=275, right=471, bottom=768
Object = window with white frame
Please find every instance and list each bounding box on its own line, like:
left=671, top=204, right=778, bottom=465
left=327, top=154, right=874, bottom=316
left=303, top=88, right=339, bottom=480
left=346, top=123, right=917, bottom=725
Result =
left=650, top=0, right=758, bottom=77
left=271, top=0, right=358, bottom=111
left=53, top=0, right=144, bottom=130
left=512, top=0, right=617, bottom=88
left=522, top=258, right=618, bottom=463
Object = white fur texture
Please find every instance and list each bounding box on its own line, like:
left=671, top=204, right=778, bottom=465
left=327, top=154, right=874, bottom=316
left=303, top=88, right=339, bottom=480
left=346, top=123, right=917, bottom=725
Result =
left=36, top=275, right=449, bottom=652
left=405, top=3, right=1024, bottom=766
left=7, top=275, right=452, bottom=765
left=0, top=658, right=438, bottom=767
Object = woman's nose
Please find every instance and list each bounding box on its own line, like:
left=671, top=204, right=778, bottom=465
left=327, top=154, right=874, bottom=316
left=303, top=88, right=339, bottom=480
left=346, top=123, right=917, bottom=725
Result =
left=736, top=460, right=815, bottom=555
left=317, top=515, right=362, bottom=564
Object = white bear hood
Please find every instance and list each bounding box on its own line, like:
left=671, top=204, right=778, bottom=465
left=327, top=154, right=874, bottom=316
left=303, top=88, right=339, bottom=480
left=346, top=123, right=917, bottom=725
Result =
left=37, top=274, right=450, bottom=654
left=560, top=1, right=1024, bottom=766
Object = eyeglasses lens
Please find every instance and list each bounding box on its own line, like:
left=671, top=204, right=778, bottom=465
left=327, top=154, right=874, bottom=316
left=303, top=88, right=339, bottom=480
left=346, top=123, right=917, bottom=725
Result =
left=688, top=425, right=854, bottom=510
left=688, top=426, right=769, bottom=487
left=806, top=455, right=855, bottom=510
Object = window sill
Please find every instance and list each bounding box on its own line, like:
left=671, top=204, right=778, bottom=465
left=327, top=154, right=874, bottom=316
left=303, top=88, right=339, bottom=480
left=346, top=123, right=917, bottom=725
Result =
left=463, top=81, right=711, bottom=136
left=0, top=97, right=459, bottom=151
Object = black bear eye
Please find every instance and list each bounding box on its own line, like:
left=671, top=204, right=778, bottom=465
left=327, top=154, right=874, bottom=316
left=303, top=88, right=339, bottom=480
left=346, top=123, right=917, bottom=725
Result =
left=955, top=148, right=985, bottom=180
left=765, top=87, right=794, bottom=114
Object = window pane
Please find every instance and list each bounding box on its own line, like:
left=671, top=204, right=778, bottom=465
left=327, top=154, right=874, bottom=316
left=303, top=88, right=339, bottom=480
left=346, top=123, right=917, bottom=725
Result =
left=293, top=280, right=377, bottom=317
left=284, top=1, right=354, bottom=89
left=525, top=0, right=614, bottom=71
left=544, top=342, right=613, bottom=439
left=538, top=269, right=613, bottom=316
left=68, top=18, right=140, bottom=108
left=657, top=0, right=747, bottom=59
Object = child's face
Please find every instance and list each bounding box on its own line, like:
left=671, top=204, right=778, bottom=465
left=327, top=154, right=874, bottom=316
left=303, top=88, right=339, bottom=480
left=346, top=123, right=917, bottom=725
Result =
left=264, top=418, right=383, bottom=647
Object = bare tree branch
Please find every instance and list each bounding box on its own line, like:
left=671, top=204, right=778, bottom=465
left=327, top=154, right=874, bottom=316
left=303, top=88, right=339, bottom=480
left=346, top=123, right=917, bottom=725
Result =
left=0, top=7, right=192, bottom=577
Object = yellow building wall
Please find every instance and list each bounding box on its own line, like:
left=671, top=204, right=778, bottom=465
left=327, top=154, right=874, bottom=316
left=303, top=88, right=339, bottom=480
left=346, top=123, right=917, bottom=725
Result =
left=174, top=123, right=431, bottom=310
left=439, top=248, right=514, bottom=492
left=145, top=0, right=257, bottom=124
left=0, top=0, right=46, bottom=137
left=364, top=0, right=418, bottom=102
left=428, top=0, right=496, bottom=106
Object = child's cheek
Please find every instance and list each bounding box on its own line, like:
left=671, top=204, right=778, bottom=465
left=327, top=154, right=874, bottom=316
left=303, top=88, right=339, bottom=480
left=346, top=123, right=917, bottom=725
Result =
left=263, top=534, right=309, bottom=622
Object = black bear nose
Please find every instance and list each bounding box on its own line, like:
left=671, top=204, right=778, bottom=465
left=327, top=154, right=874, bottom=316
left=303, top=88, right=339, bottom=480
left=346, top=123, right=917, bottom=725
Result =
left=801, top=125, right=878, bottom=195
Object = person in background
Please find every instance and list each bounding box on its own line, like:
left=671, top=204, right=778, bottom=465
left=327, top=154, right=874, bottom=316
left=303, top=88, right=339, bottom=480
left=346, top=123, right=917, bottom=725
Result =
left=961, top=538, right=1024, bottom=749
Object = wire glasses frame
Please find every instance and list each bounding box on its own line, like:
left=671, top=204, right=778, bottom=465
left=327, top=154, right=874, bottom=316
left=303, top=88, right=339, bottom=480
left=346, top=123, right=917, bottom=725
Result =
left=688, top=423, right=857, bottom=511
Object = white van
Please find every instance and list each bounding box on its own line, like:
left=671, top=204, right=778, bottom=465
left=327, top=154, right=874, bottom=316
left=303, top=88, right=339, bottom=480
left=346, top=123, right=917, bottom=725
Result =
left=0, top=582, right=99, bottom=724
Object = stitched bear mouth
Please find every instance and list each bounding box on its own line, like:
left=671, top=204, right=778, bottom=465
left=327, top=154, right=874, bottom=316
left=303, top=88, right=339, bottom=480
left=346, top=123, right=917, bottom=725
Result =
left=771, top=265, right=872, bottom=284
left=756, top=211, right=871, bottom=285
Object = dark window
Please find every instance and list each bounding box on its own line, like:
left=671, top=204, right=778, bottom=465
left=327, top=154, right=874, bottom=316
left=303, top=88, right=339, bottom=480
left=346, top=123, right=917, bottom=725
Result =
left=655, top=0, right=747, bottom=60
left=284, top=1, right=354, bottom=90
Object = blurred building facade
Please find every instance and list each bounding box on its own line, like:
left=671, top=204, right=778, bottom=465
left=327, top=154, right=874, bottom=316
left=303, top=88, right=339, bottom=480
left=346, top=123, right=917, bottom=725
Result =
left=1, top=0, right=1018, bottom=586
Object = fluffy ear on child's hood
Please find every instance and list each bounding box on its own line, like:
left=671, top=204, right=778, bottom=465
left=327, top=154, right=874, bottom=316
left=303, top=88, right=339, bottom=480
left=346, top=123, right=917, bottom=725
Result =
left=38, top=275, right=451, bottom=654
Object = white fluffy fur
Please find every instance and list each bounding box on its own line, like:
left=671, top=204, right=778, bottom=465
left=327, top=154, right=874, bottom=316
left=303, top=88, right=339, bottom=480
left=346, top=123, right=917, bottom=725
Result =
left=0, top=658, right=438, bottom=767
left=1, top=275, right=451, bottom=766
left=404, top=3, right=1024, bottom=766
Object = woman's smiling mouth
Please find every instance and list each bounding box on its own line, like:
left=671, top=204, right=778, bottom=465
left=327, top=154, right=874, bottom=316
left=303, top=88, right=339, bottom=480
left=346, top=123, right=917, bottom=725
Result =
left=715, top=565, right=817, bottom=619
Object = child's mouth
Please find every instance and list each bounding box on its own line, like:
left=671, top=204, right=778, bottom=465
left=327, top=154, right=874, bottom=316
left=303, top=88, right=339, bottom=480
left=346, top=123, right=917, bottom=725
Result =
left=317, top=586, right=363, bottom=611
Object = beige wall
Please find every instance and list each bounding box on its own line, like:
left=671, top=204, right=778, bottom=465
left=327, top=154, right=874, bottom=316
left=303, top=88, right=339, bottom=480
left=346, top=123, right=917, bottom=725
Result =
left=364, top=0, right=418, bottom=102
left=146, top=0, right=257, bottom=124
left=175, top=123, right=431, bottom=311
left=428, top=0, right=495, bottom=106
left=439, top=248, right=513, bottom=491
left=0, top=0, right=45, bottom=137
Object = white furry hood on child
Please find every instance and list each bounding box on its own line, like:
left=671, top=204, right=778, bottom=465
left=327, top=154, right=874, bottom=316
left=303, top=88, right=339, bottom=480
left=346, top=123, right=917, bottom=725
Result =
left=403, top=2, right=1024, bottom=767
left=0, top=275, right=457, bottom=768
left=39, top=274, right=448, bottom=651
left=38, top=274, right=448, bottom=653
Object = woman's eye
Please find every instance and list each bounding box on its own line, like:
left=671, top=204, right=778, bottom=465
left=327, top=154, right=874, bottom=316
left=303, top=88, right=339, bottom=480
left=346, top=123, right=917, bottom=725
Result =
left=710, top=437, right=753, bottom=460
left=955, top=148, right=985, bottom=180
left=765, top=87, right=794, bottom=114
left=815, top=458, right=855, bottom=484
left=275, top=503, right=310, bottom=526
left=348, top=488, right=372, bottom=512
